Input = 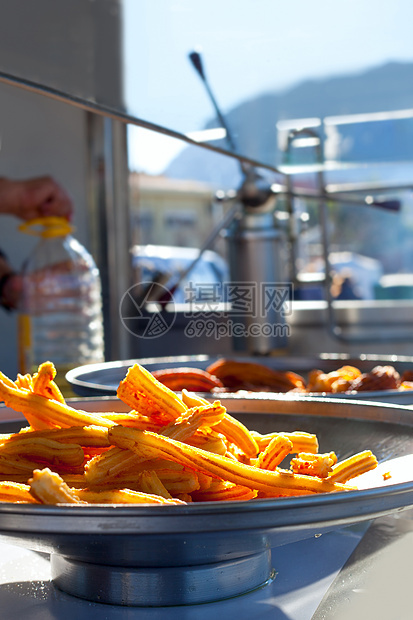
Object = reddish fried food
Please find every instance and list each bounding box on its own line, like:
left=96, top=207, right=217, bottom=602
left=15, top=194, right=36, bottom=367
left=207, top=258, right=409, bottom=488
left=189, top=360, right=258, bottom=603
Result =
left=401, top=370, right=413, bottom=383
left=206, top=359, right=305, bottom=392
left=152, top=368, right=224, bottom=392
left=349, top=365, right=401, bottom=392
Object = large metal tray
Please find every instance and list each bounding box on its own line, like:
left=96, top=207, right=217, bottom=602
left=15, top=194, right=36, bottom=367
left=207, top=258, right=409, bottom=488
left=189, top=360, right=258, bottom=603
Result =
left=65, top=353, right=413, bottom=403
left=1, top=396, right=413, bottom=606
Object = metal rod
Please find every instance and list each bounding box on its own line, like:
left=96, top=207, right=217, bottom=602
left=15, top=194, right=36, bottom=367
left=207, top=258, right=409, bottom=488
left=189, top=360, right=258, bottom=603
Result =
left=0, top=70, right=281, bottom=176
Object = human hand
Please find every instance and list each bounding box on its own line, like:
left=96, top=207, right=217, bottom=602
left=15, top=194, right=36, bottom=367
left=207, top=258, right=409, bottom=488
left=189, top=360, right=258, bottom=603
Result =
left=0, top=176, right=73, bottom=221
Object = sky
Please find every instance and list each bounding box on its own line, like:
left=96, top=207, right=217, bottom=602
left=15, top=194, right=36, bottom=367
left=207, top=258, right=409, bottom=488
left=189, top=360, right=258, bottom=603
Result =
left=123, top=0, right=413, bottom=174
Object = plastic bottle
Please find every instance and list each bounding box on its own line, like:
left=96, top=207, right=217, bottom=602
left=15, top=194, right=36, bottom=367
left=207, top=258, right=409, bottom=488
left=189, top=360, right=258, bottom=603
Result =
left=18, top=217, right=104, bottom=395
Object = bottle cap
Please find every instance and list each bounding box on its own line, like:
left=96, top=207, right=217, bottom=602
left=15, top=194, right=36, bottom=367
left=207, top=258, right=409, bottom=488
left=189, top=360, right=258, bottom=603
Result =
left=18, top=217, right=74, bottom=238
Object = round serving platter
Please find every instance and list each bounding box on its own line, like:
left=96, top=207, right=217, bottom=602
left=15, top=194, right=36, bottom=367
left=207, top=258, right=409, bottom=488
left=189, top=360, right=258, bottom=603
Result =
left=1, top=396, right=413, bottom=606
left=66, top=353, right=413, bottom=403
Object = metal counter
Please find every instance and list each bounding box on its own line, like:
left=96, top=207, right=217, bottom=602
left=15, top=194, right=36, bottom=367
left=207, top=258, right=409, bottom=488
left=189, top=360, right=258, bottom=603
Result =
left=0, top=513, right=410, bottom=619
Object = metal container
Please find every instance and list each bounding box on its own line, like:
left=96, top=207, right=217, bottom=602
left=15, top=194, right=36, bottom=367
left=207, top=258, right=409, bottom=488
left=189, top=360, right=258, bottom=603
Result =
left=1, top=396, right=413, bottom=606
left=225, top=209, right=290, bottom=355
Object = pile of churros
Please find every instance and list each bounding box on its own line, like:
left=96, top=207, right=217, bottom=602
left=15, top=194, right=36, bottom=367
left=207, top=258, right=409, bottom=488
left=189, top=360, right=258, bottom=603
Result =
left=0, top=361, right=378, bottom=505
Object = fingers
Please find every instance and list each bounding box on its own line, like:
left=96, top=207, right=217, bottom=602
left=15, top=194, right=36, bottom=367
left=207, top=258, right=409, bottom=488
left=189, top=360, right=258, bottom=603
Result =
left=20, top=176, right=73, bottom=221
left=0, top=176, right=73, bottom=221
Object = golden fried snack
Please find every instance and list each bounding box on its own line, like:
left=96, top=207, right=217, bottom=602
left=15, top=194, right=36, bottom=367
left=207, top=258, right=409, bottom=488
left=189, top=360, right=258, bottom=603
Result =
left=349, top=366, right=401, bottom=392
left=0, top=435, right=85, bottom=469
left=191, top=480, right=257, bottom=502
left=257, top=435, right=293, bottom=471
left=135, top=470, right=173, bottom=499
left=306, top=366, right=361, bottom=393
left=156, top=469, right=199, bottom=495
left=214, top=416, right=259, bottom=458
left=152, top=368, right=224, bottom=392
left=31, top=361, right=65, bottom=403
left=117, top=363, right=187, bottom=422
left=162, top=402, right=226, bottom=442
left=29, top=468, right=85, bottom=504
left=109, top=426, right=353, bottom=496
left=86, top=403, right=227, bottom=487
left=252, top=430, right=319, bottom=455
left=290, top=452, right=337, bottom=478
left=400, top=381, right=413, bottom=391
left=91, top=468, right=200, bottom=495
left=206, top=359, right=306, bottom=392
left=196, top=471, right=213, bottom=491
left=85, top=446, right=148, bottom=485
left=99, top=412, right=163, bottom=432
left=0, top=371, right=20, bottom=390
left=61, top=474, right=88, bottom=488
left=186, top=431, right=228, bottom=456
left=4, top=425, right=110, bottom=448
left=0, top=474, right=33, bottom=484
left=74, top=488, right=186, bottom=505
left=15, top=373, right=33, bottom=391
left=0, top=481, right=38, bottom=503
left=181, top=389, right=208, bottom=409
left=0, top=380, right=115, bottom=430
left=328, top=450, right=378, bottom=483
left=181, top=390, right=259, bottom=458
left=180, top=390, right=257, bottom=458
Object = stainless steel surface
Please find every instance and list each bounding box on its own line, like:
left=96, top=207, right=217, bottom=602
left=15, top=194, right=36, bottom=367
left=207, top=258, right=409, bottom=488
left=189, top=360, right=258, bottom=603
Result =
left=0, top=524, right=369, bottom=618
left=1, top=396, right=413, bottom=605
left=66, top=353, right=413, bottom=403
left=313, top=508, right=413, bottom=620
left=225, top=209, right=289, bottom=354
left=288, top=300, right=413, bottom=357
left=51, top=550, right=273, bottom=607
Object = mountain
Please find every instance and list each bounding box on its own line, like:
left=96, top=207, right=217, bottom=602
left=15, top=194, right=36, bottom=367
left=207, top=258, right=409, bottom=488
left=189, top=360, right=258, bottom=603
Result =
left=165, top=61, right=413, bottom=188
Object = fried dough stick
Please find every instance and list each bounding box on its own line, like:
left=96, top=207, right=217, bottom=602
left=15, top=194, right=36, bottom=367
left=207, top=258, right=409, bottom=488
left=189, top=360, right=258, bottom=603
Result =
left=257, top=435, right=293, bottom=471
left=30, top=467, right=186, bottom=505
left=181, top=389, right=259, bottom=458
left=85, top=446, right=148, bottom=485
left=162, top=401, right=226, bottom=441
left=14, top=373, right=33, bottom=391
left=290, top=452, right=338, bottom=478
left=327, top=450, right=378, bottom=483
left=99, top=412, right=163, bottom=432
left=4, top=425, right=110, bottom=449
left=191, top=480, right=257, bottom=502
left=135, top=470, right=173, bottom=499
left=85, top=402, right=225, bottom=485
left=117, top=363, right=187, bottom=422
left=252, top=430, right=319, bottom=455
left=0, top=380, right=115, bottom=430
left=87, top=468, right=199, bottom=495
left=109, top=426, right=353, bottom=496
left=0, top=481, right=39, bottom=503
left=31, top=361, right=65, bottom=404
left=29, top=468, right=85, bottom=504
left=0, top=435, right=85, bottom=469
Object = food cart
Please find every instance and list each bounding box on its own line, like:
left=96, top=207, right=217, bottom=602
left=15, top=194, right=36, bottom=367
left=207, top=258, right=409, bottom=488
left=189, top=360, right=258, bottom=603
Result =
left=1, top=1, right=413, bottom=618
